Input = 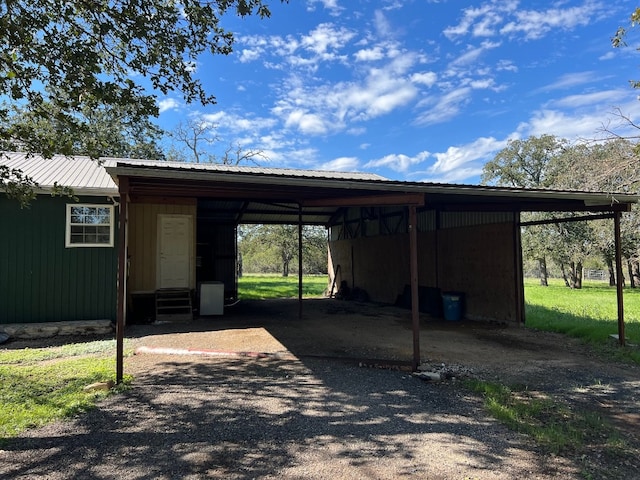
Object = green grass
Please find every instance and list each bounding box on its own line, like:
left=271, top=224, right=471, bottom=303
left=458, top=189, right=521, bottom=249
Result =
left=238, top=273, right=329, bottom=300
left=465, top=379, right=626, bottom=456
left=0, top=340, right=132, bottom=441
left=525, top=278, right=640, bottom=364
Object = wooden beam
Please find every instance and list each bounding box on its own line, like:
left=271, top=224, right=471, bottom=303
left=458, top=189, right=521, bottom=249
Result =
left=128, top=195, right=197, bottom=205
left=520, top=213, right=614, bottom=227
left=437, top=203, right=631, bottom=213
left=614, top=212, right=626, bottom=346
left=303, top=193, right=425, bottom=208
left=115, top=177, right=129, bottom=384
left=409, top=205, right=421, bottom=371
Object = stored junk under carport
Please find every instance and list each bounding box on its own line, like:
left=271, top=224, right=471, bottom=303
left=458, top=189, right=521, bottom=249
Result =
left=101, top=159, right=637, bottom=382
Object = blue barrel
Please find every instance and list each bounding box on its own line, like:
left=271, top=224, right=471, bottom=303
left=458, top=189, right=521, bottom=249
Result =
left=442, top=292, right=464, bottom=321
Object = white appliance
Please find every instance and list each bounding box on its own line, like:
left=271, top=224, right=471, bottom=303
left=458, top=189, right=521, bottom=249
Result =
left=199, top=281, right=224, bottom=315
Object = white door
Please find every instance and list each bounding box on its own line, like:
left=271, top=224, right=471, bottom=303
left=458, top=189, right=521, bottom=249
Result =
left=157, top=214, right=192, bottom=289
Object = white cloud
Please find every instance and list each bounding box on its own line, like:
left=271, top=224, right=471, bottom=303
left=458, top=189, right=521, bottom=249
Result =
left=448, top=40, right=501, bottom=68
left=239, top=24, right=354, bottom=71
left=354, top=46, right=385, bottom=62
left=519, top=109, right=603, bottom=139
left=364, top=151, right=430, bottom=172
left=411, top=71, right=437, bottom=87
left=551, top=90, right=627, bottom=109
left=238, top=48, right=262, bottom=63
left=419, top=165, right=486, bottom=184
left=599, top=51, right=616, bottom=61
left=306, top=0, right=343, bottom=16
left=284, top=109, right=329, bottom=135
left=516, top=92, right=640, bottom=142
left=430, top=136, right=510, bottom=174
left=199, top=111, right=278, bottom=134
left=415, top=87, right=472, bottom=125
left=158, top=98, right=180, bottom=113
left=496, top=59, right=518, bottom=72
left=374, top=10, right=393, bottom=38
left=301, top=23, right=356, bottom=58
left=444, top=1, right=608, bottom=42
left=272, top=52, right=422, bottom=135
left=537, top=71, right=598, bottom=92
left=500, top=3, right=605, bottom=41
left=444, top=1, right=518, bottom=40
left=320, top=157, right=361, bottom=171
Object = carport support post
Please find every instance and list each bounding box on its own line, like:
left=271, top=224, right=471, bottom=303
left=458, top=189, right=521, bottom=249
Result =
left=298, top=205, right=303, bottom=319
left=614, top=211, right=625, bottom=346
left=116, top=177, right=129, bottom=384
left=409, top=205, right=421, bottom=371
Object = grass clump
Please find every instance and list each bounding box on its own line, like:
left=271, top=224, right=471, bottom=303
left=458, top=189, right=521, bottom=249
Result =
left=465, top=379, right=625, bottom=456
left=0, top=340, right=131, bottom=441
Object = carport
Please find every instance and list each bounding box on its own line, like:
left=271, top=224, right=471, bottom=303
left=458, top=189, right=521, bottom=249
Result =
left=104, top=159, right=637, bottom=383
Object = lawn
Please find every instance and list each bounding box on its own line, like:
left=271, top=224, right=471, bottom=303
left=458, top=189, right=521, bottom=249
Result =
left=524, top=278, right=640, bottom=363
left=238, top=273, right=329, bottom=300
left=0, top=340, right=131, bottom=442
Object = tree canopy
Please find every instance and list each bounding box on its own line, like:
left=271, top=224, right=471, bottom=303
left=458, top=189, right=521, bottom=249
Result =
left=0, top=0, right=283, bottom=158
left=481, top=134, right=567, bottom=188
left=485, top=135, right=640, bottom=288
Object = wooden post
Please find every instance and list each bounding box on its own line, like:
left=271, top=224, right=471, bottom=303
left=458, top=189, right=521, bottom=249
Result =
left=614, top=211, right=625, bottom=346
left=409, top=205, right=420, bottom=371
left=298, top=205, right=303, bottom=319
left=116, top=177, right=129, bottom=384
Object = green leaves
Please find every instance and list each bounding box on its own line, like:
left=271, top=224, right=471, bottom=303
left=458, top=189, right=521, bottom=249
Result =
left=0, top=0, right=284, bottom=159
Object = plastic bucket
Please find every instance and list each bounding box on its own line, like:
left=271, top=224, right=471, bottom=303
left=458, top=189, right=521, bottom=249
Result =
left=441, top=292, right=464, bottom=321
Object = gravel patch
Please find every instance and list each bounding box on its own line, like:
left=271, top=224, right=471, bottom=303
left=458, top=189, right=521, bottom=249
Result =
left=2, top=354, right=580, bottom=480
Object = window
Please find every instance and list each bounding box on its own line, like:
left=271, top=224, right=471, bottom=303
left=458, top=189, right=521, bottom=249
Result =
left=66, top=204, right=114, bottom=247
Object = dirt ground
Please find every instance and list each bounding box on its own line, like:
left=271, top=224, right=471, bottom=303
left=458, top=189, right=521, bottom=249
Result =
left=3, top=297, right=640, bottom=479
left=123, top=298, right=640, bottom=475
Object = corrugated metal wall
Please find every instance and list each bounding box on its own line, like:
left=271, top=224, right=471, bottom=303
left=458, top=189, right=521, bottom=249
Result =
left=0, top=195, right=118, bottom=323
left=330, top=208, right=514, bottom=240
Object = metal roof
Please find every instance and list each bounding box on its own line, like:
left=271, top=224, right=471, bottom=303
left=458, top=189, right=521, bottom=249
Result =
left=0, top=152, right=117, bottom=196
left=103, top=156, right=639, bottom=225
left=101, top=157, right=387, bottom=181
left=3, top=153, right=637, bottom=225
left=105, top=157, right=638, bottom=204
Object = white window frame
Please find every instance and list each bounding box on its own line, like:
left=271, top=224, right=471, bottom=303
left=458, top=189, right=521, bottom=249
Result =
left=65, top=204, right=115, bottom=248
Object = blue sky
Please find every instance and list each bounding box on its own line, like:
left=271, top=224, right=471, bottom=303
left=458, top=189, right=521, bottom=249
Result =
left=154, top=0, right=640, bottom=185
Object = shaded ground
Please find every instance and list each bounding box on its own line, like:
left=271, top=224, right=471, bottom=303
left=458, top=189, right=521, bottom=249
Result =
left=1, top=298, right=639, bottom=479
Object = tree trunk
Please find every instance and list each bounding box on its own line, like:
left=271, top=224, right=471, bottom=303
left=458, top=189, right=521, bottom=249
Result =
left=569, top=262, right=577, bottom=289
left=282, top=259, right=289, bottom=277
left=538, top=257, right=548, bottom=286
left=574, top=261, right=583, bottom=289
left=627, top=260, right=636, bottom=288
left=607, top=258, right=616, bottom=286
left=560, top=263, right=570, bottom=287
left=633, top=261, right=640, bottom=288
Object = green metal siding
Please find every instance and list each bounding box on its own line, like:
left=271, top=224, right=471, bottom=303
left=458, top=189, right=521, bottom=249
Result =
left=0, top=195, right=118, bottom=323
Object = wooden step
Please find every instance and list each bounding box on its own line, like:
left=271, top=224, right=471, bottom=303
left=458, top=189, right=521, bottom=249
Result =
left=155, top=288, right=193, bottom=322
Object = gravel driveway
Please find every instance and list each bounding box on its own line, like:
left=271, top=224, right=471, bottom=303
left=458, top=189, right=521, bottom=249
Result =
left=2, top=354, right=579, bottom=480
left=1, top=299, right=639, bottom=479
